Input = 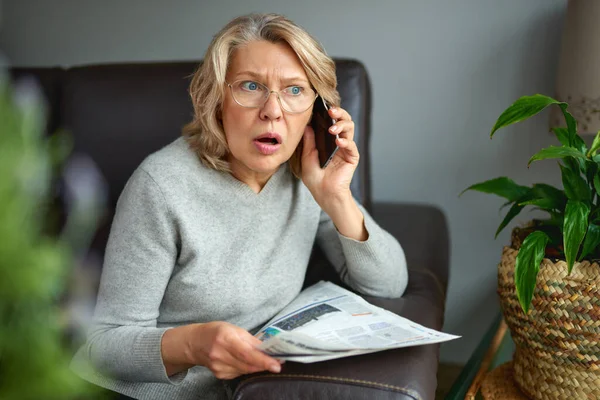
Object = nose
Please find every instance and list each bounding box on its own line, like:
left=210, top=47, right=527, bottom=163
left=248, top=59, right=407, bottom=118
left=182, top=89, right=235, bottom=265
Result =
left=259, top=91, right=283, bottom=121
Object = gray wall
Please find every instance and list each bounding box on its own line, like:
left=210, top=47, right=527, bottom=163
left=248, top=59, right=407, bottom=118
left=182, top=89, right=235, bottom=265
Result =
left=0, top=0, right=568, bottom=364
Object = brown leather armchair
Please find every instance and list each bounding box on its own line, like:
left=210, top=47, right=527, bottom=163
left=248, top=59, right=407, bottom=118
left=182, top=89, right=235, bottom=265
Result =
left=12, top=59, right=449, bottom=400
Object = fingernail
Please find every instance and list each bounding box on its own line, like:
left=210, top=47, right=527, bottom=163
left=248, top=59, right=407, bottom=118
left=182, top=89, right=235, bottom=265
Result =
left=270, top=364, right=281, bottom=373
left=329, top=107, right=337, bottom=113
left=330, top=125, right=339, bottom=133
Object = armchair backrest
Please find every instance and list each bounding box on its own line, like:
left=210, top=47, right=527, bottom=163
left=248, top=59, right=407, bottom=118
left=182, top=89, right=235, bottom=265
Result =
left=11, top=59, right=372, bottom=258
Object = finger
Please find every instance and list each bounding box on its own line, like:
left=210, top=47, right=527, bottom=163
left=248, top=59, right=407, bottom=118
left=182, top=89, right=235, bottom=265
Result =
left=210, top=352, right=264, bottom=379
left=329, top=120, right=355, bottom=141
left=214, top=328, right=281, bottom=374
left=245, top=335, right=264, bottom=347
left=328, top=106, right=352, bottom=122
left=232, top=340, right=282, bottom=373
left=336, top=137, right=360, bottom=165
left=243, top=335, right=286, bottom=365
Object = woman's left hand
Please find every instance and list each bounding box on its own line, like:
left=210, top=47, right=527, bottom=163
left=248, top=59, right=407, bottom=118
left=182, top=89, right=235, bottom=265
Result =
left=301, top=106, right=359, bottom=213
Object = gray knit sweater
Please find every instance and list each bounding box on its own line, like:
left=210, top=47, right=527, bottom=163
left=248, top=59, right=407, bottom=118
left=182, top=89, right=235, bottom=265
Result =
left=71, top=137, right=407, bottom=399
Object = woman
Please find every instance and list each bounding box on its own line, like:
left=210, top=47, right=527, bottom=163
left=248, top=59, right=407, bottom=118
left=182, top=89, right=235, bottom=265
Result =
left=72, top=13, right=408, bottom=400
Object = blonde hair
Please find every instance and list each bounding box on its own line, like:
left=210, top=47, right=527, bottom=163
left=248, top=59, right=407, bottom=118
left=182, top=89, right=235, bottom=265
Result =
left=182, top=13, right=340, bottom=177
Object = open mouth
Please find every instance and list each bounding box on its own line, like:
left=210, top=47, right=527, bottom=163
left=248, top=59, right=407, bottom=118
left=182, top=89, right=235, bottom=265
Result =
left=253, top=134, right=282, bottom=155
left=254, top=133, right=282, bottom=145
left=256, top=137, right=280, bottom=145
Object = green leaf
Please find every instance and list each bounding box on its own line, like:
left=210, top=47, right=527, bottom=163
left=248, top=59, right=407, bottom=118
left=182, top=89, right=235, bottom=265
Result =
left=586, top=161, right=598, bottom=186
left=587, top=131, right=600, bottom=157
left=579, top=224, right=600, bottom=261
left=518, top=198, right=558, bottom=210
left=528, top=146, right=587, bottom=166
left=551, top=111, right=585, bottom=152
left=495, top=203, right=524, bottom=238
left=559, top=104, right=581, bottom=149
left=560, top=164, right=591, bottom=202
left=536, top=212, right=565, bottom=230
left=578, top=157, right=587, bottom=174
left=515, top=231, right=550, bottom=314
left=517, top=183, right=566, bottom=211
left=550, top=211, right=565, bottom=227
left=575, top=131, right=588, bottom=154
left=594, top=174, right=600, bottom=197
left=491, top=95, right=560, bottom=138
left=47, top=130, right=74, bottom=170
left=563, top=200, right=590, bottom=273
left=460, top=177, right=530, bottom=202
left=552, top=127, right=570, bottom=146
left=533, top=184, right=567, bottom=206
left=563, top=157, right=582, bottom=174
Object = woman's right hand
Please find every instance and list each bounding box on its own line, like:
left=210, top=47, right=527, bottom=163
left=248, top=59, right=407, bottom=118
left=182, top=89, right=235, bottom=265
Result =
left=192, top=321, right=283, bottom=379
left=162, top=321, right=283, bottom=380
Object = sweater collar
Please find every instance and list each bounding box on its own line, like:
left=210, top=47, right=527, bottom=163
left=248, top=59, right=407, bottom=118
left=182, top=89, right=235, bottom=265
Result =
left=219, top=163, right=291, bottom=201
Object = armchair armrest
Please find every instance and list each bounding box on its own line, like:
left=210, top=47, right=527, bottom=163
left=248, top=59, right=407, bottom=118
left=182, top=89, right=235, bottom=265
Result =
left=230, top=203, right=449, bottom=400
left=370, top=202, right=450, bottom=293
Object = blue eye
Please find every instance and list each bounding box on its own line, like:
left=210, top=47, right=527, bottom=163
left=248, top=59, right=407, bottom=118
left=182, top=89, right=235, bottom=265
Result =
left=241, top=81, right=260, bottom=91
left=286, top=86, right=303, bottom=96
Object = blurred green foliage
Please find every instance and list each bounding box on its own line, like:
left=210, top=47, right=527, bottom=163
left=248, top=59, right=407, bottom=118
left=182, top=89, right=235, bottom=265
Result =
left=0, top=74, right=96, bottom=399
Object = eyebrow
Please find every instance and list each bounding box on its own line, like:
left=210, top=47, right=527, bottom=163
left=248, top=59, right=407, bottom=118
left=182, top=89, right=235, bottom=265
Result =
left=233, top=71, right=310, bottom=85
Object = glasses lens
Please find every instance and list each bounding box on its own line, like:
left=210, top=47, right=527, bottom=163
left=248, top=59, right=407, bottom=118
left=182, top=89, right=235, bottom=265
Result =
left=231, top=80, right=268, bottom=108
left=279, top=85, right=316, bottom=113
left=230, top=80, right=316, bottom=113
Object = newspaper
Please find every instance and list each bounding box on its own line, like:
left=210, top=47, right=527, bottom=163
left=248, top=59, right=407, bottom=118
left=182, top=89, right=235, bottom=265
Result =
left=255, top=281, right=459, bottom=363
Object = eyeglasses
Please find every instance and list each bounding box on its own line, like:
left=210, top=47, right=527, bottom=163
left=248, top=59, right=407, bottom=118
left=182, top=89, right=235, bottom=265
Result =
left=226, top=80, right=318, bottom=114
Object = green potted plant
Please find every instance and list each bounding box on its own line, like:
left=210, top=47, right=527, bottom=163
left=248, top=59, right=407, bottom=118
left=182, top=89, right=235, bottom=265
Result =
left=462, top=94, right=600, bottom=400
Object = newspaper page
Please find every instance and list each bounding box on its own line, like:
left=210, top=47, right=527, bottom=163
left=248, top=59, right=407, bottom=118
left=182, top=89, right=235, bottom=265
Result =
left=255, top=281, right=459, bottom=363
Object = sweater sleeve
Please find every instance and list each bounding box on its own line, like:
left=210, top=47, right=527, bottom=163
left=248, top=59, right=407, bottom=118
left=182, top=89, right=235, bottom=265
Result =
left=316, top=200, right=408, bottom=298
left=80, top=166, right=186, bottom=384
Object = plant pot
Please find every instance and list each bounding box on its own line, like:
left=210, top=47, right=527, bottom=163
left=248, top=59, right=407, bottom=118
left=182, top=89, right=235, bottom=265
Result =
left=498, top=245, right=600, bottom=400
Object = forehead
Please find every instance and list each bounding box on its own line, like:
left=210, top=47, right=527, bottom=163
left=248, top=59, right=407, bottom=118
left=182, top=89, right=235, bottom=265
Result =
left=227, top=40, right=308, bottom=81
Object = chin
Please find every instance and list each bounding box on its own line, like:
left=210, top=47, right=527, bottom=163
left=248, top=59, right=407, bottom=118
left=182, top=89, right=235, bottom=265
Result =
left=249, top=156, right=286, bottom=173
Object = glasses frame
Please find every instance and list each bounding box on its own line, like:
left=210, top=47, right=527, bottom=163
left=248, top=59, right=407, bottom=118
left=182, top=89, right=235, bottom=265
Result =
left=226, top=80, right=319, bottom=114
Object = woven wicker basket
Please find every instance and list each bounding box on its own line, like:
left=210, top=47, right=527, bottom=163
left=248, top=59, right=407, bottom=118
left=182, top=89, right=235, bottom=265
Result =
left=498, top=245, right=600, bottom=400
left=481, top=362, right=528, bottom=399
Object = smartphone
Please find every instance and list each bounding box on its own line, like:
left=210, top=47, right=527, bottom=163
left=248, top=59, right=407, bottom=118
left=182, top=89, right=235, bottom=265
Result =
left=311, top=96, right=339, bottom=168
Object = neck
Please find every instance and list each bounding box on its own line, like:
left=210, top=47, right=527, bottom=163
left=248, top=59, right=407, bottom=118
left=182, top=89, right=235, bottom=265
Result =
left=229, top=159, right=279, bottom=194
